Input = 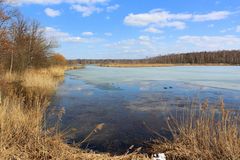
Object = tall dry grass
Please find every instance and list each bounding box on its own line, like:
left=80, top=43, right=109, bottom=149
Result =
left=0, top=95, right=147, bottom=159
left=1, top=72, right=18, bottom=83
left=150, top=100, right=240, bottom=160
left=21, top=67, right=64, bottom=93
left=0, top=67, right=148, bottom=160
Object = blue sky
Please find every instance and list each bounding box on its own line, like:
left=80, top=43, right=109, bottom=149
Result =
left=6, top=0, right=240, bottom=59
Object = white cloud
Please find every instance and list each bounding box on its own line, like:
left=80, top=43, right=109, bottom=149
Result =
left=124, top=9, right=191, bottom=28
left=45, top=27, right=85, bottom=43
left=178, top=35, right=240, bottom=50
left=104, top=32, right=112, bottom=36
left=104, top=34, right=240, bottom=58
left=71, top=4, right=102, bottom=17
left=82, top=32, right=94, bottom=36
left=106, top=4, right=119, bottom=12
left=124, top=9, right=231, bottom=30
left=237, top=25, right=240, bottom=32
left=105, top=35, right=162, bottom=56
left=160, top=21, right=186, bottom=29
left=45, top=27, right=103, bottom=44
left=138, top=35, right=150, bottom=41
left=144, top=27, right=163, bottom=33
left=44, top=8, right=61, bottom=17
left=6, top=0, right=108, bottom=5
left=106, top=38, right=151, bottom=55
left=7, top=0, right=119, bottom=17
left=193, top=11, right=231, bottom=22
left=68, top=0, right=107, bottom=4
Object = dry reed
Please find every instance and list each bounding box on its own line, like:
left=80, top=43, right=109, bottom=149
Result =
left=0, top=66, right=149, bottom=160
left=149, top=100, right=240, bottom=160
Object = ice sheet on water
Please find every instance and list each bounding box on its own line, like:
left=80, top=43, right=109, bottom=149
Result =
left=66, top=65, right=240, bottom=91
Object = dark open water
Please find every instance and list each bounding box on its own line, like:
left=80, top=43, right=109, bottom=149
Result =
left=47, top=66, right=240, bottom=154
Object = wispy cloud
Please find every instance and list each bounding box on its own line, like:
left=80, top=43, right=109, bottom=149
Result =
left=106, top=4, right=119, bottom=12
left=178, top=35, right=240, bottom=50
left=45, top=27, right=102, bottom=43
left=105, top=35, right=161, bottom=56
left=6, top=0, right=108, bottom=5
left=71, top=4, right=103, bottom=17
left=71, top=3, right=119, bottom=16
left=7, top=0, right=119, bottom=17
left=44, top=8, right=61, bottom=17
left=82, top=32, right=94, bottom=36
left=104, top=32, right=112, bottom=36
left=237, top=25, right=240, bottom=32
left=192, top=11, right=231, bottom=22
left=144, top=27, right=163, bottom=33
left=220, top=27, right=233, bottom=33
left=208, top=24, right=215, bottom=28
left=45, top=27, right=85, bottom=43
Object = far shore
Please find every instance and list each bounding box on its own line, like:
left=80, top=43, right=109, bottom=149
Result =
left=97, top=63, right=235, bottom=68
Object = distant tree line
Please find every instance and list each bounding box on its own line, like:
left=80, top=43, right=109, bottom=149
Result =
left=147, top=50, right=240, bottom=64
left=0, top=0, right=66, bottom=73
left=72, top=50, right=240, bottom=65
left=70, top=59, right=143, bottom=65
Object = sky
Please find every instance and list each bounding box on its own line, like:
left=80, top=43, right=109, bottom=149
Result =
left=5, top=0, right=240, bottom=59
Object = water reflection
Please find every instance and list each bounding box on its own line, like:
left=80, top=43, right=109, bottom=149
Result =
left=47, top=66, right=240, bottom=154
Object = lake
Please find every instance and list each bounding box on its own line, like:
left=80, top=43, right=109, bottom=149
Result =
left=47, top=65, right=240, bottom=154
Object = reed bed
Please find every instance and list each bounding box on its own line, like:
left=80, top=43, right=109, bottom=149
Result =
left=149, top=100, right=240, bottom=160
left=0, top=96, right=149, bottom=160
left=22, top=70, right=59, bottom=93
left=0, top=66, right=148, bottom=160
left=1, top=72, right=18, bottom=83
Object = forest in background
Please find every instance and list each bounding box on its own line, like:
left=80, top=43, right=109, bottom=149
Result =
left=71, top=50, right=240, bottom=65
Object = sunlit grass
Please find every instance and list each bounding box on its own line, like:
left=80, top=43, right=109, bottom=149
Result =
left=1, top=72, right=18, bottom=83
left=0, top=66, right=148, bottom=160
left=150, top=100, right=240, bottom=159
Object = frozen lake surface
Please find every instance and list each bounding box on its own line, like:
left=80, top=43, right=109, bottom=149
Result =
left=48, top=65, right=240, bottom=154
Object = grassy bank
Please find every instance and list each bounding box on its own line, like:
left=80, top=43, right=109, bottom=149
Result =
left=0, top=66, right=148, bottom=160
left=98, top=63, right=232, bottom=68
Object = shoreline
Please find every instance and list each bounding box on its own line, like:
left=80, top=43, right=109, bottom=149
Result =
left=97, top=63, right=234, bottom=68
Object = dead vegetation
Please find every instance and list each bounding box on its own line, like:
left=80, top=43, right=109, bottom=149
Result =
left=0, top=67, right=149, bottom=160
left=149, top=100, right=240, bottom=160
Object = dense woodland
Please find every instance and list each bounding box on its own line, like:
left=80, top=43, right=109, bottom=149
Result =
left=148, top=50, right=240, bottom=64
left=0, top=0, right=66, bottom=73
left=72, top=50, right=240, bottom=65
